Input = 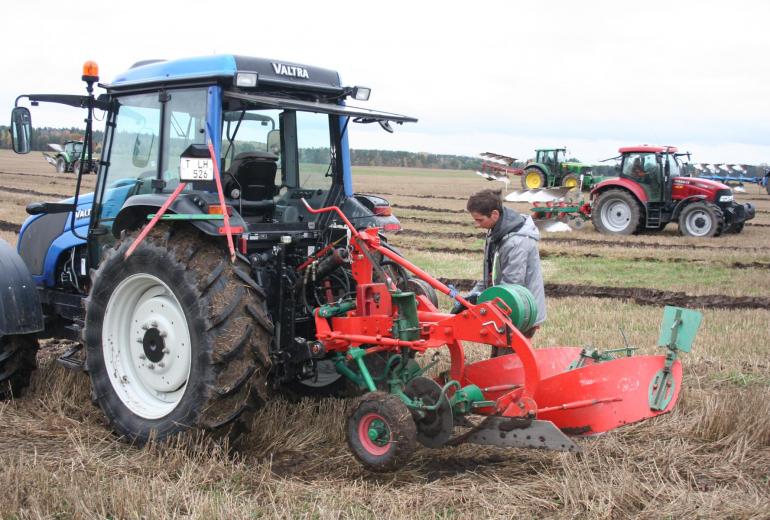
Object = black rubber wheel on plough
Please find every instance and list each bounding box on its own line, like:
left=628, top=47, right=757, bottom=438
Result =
left=83, top=224, right=273, bottom=445
left=0, top=335, right=38, bottom=400
left=347, top=391, right=417, bottom=472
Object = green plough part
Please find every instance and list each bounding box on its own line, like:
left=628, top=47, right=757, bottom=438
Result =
left=649, top=306, right=702, bottom=410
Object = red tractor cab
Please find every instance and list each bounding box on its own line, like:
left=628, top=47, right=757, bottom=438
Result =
left=589, top=145, right=755, bottom=236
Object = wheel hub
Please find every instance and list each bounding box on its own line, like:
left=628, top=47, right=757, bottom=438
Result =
left=686, top=209, right=712, bottom=235
left=142, top=328, right=166, bottom=363
left=367, top=419, right=389, bottom=445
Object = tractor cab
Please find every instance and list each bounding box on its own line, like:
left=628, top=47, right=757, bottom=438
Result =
left=617, top=146, right=681, bottom=203
left=534, top=148, right=565, bottom=171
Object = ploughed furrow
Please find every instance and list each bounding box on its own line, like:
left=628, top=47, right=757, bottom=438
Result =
left=438, top=278, right=770, bottom=310
left=0, top=220, right=20, bottom=233
left=393, top=204, right=465, bottom=214
left=396, top=243, right=770, bottom=270
left=0, top=170, right=61, bottom=180
left=0, top=185, right=70, bottom=198
left=396, top=226, right=770, bottom=252
left=370, top=191, right=467, bottom=202
left=400, top=216, right=466, bottom=226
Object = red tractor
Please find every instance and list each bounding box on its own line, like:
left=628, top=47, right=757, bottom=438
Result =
left=590, top=145, right=755, bottom=236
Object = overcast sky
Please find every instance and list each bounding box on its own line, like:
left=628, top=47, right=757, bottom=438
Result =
left=3, top=0, right=769, bottom=164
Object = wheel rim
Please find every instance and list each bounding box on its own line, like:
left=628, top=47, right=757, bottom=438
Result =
left=685, top=209, right=712, bottom=236
left=102, top=273, right=192, bottom=419
left=358, top=412, right=392, bottom=456
left=600, top=198, right=632, bottom=232
left=564, top=177, right=578, bottom=189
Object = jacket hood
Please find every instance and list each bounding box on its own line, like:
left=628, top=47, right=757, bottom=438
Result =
left=513, top=214, right=540, bottom=241
left=489, top=207, right=526, bottom=244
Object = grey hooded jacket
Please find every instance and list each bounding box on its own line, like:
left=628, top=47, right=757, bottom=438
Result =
left=471, top=207, right=547, bottom=326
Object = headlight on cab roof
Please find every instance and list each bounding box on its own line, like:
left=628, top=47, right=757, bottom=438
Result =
left=719, top=194, right=734, bottom=202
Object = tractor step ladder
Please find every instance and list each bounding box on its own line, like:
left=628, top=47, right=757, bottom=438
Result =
left=646, top=204, right=662, bottom=228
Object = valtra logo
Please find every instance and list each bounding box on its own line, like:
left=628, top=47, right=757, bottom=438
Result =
left=271, top=62, right=310, bottom=79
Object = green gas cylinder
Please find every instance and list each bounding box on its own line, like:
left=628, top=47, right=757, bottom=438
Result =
left=477, top=284, right=538, bottom=332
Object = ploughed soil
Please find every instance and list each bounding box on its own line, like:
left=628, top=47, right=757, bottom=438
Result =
left=439, top=278, right=770, bottom=310
left=397, top=226, right=770, bottom=252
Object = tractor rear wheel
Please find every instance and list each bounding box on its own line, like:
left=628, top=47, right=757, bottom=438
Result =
left=0, top=335, right=38, bottom=400
left=84, top=225, right=273, bottom=445
left=56, top=157, right=66, bottom=174
left=592, top=189, right=642, bottom=235
left=678, top=202, right=724, bottom=237
left=521, top=167, right=546, bottom=189
left=347, top=392, right=417, bottom=472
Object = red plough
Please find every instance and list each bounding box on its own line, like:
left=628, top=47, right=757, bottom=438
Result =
left=303, top=199, right=702, bottom=471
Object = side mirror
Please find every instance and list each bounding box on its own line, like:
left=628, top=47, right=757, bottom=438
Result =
left=266, top=129, right=281, bottom=155
left=132, top=131, right=155, bottom=168
left=10, top=107, right=32, bottom=154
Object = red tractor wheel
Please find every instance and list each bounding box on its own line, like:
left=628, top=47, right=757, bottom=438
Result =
left=679, top=202, right=724, bottom=237
left=592, top=189, right=642, bottom=235
left=346, top=392, right=417, bottom=472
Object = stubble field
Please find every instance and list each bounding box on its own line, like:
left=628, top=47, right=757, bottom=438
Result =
left=0, top=150, right=768, bottom=519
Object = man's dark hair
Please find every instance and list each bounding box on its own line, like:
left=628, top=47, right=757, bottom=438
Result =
left=467, top=189, right=504, bottom=216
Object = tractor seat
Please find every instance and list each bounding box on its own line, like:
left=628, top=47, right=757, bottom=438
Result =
left=228, top=151, right=278, bottom=201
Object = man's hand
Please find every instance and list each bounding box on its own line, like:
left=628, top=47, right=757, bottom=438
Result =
left=450, top=291, right=479, bottom=314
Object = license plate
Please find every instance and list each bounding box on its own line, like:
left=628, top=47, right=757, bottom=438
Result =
left=179, top=157, right=214, bottom=181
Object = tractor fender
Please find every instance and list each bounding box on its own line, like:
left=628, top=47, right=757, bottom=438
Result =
left=0, top=240, right=44, bottom=337
left=525, top=162, right=550, bottom=176
left=113, top=193, right=247, bottom=238
left=590, top=178, right=648, bottom=204
left=670, top=195, right=707, bottom=220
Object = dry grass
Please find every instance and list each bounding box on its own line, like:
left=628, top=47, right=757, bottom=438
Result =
left=0, top=152, right=768, bottom=518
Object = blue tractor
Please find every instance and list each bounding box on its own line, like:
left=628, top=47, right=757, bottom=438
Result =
left=3, top=56, right=422, bottom=443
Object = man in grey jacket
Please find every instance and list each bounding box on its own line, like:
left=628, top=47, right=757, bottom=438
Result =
left=460, top=189, right=546, bottom=337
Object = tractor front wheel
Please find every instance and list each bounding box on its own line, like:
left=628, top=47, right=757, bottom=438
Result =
left=679, top=202, right=724, bottom=237
left=84, top=225, right=273, bottom=445
left=0, top=335, right=38, bottom=400
left=561, top=174, right=579, bottom=191
left=521, top=167, right=546, bottom=189
left=347, top=392, right=417, bottom=472
left=592, top=189, right=642, bottom=235
left=56, top=157, right=66, bottom=174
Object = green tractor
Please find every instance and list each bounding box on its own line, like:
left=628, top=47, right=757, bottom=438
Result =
left=42, top=140, right=97, bottom=174
left=521, top=148, right=599, bottom=190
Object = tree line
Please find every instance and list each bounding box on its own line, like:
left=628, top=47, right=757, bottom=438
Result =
left=0, top=127, right=481, bottom=170
left=2, top=126, right=768, bottom=176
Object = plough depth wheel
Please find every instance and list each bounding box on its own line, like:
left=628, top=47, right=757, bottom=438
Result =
left=347, top=392, right=417, bottom=472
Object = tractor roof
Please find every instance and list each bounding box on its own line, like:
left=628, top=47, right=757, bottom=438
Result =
left=108, top=55, right=343, bottom=94
left=619, top=145, right=678, bottom=154
left=535, top=148, right=566, bottom=152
